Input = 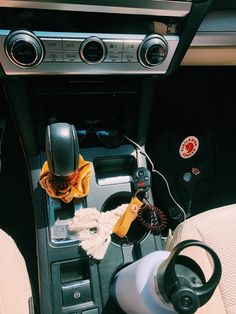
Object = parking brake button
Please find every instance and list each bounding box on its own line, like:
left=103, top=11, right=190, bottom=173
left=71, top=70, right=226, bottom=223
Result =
left=62, top=279, right=92, bottom=306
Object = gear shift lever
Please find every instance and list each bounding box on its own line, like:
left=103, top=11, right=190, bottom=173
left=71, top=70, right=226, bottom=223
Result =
left=39, top=122, right=91, bottom=203
left=45, top=122, right=80, bottom=176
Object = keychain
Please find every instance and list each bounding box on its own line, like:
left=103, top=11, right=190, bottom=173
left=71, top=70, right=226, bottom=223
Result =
left=132, top=167, right=167, bottom=235
left=137, top=199, right=167, bottom=235
left=112, top=196, right=143, bottom=238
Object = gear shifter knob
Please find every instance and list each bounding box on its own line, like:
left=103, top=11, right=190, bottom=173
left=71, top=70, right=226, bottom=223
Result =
left=45, top=122, right=80, bottom=176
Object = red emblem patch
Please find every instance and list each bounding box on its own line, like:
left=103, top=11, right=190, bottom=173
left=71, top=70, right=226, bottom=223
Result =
left=179, top=136, right=199, bottom=159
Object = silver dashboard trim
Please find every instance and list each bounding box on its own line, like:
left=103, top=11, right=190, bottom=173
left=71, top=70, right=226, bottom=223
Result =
left=0, top=0, right=192, bottom=17
left=0, top=30, right=179, bottom=75
left=35, top=31, right=145, bottom=40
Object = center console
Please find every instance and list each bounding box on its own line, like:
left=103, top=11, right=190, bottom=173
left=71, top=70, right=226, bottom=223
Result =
left=0, top=0, right=216, bottom=313
left=27, top=74, right=164, bottom=314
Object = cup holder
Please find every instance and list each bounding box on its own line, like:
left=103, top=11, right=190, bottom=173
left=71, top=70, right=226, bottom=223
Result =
left=102, top=191, right=148, bottom=246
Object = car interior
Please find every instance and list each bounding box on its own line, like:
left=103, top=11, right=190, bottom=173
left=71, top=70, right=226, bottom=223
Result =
left=0, top=0, right=236, bottom=313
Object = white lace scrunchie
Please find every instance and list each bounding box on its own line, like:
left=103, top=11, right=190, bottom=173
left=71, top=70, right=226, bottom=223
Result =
left=68, top=204, right=128, bottom=260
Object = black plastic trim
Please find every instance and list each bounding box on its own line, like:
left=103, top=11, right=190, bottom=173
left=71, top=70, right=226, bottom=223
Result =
left=167, top=0, right=215, bottom=76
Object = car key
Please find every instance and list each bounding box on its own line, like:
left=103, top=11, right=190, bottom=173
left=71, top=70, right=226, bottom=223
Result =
left=132, top=167, right=151, bottom=191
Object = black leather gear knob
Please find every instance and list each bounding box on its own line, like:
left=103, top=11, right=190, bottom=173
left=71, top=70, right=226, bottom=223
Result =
left=45, top=122, right=80, bottom=176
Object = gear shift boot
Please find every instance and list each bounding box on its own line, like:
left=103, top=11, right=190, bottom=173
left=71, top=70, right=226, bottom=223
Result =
left=46, top=122, right=80, bottom=176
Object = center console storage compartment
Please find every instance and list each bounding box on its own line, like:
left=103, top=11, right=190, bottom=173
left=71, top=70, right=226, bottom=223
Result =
left=93, top=155, right=136, bottom=185
left=27, top=76, right=142, bottom=151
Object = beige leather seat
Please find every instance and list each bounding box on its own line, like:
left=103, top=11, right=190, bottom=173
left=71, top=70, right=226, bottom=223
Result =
left=166, top=203, right=236, bottom=314
left=0, top=229, right=33, bottom=314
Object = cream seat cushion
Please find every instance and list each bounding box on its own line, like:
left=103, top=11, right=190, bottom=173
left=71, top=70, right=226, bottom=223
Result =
left=0, top=229, right=32, bottom=314
left=166, top=203, right=236, bottom=314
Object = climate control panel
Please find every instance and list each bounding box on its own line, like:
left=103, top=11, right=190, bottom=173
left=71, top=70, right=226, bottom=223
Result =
left=0, top=29, right=179, bottom=75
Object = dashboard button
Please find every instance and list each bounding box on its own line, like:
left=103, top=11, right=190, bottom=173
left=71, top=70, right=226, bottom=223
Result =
left=138, top=35, right=168, bottom=67
left=62, top=279, right=92, bottom=306
left=63, top=51, right=82, bottom=62
left=146, top=44, right=166, bottom=64
left=12, top=41, right=37, bottom=65
left=63, top=39, right=83, bottom=51
left=41, top=38, right=62, bottom=50
left=5, top=30, right=44, bottom=68
left=44, top=51, right=62, bottom=62
left=80, top=37, right=106, bottom=64
left=122, top=40, right=141, bottom=62
left=104, top=40, right=123, bottom=62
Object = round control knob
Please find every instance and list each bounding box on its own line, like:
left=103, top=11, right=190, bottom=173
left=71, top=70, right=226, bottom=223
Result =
left=138, top=35, right=168, bottom=68
left=5, top=30, right=44, bottom=68
left=80, top=37, right=106, bottom=64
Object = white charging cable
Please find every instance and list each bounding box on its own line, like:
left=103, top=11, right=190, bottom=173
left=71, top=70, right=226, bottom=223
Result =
left=125, top=135, right=186, bottom=222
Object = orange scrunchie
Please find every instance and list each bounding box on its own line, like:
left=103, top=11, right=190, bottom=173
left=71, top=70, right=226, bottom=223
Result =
left=39, top=155, right=92, bottom=203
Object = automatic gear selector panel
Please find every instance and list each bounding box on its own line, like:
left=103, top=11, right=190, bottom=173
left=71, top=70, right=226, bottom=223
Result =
left=0, top=29, right=179, bottom=75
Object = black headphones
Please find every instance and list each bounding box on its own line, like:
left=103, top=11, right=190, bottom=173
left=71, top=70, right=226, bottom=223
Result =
left=45, top=122, right=80, bottom=176
left=157, top=239, right=222, bottom=314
